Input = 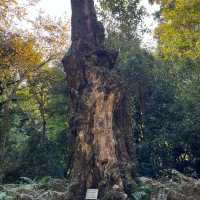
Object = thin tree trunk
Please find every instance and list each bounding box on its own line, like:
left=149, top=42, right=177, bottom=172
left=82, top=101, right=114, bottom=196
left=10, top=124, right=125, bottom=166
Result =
left=41, top=109, right=46, bottom=141
left=0, top=83, right=19, bottom=182
left=0, top=99, right=10, bottom=182
left=62, top=0, right=137, bottom=199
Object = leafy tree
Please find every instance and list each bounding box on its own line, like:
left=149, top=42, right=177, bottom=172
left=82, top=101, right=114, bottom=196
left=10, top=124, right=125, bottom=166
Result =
left=2, top=67, right=69, bottom=181
left=0, top=33, right=42, bottom=173
left=0, top=0, right=40, bottom=31
left=154, top=0, right=200, bottom=60
left=98, top=0, right=146, bottom=40
left=0, top=0, right=69, bottom=181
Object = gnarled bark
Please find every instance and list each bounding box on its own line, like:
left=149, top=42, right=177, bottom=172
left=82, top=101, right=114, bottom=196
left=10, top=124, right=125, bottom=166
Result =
left=62, top=0, right=137, bottom=199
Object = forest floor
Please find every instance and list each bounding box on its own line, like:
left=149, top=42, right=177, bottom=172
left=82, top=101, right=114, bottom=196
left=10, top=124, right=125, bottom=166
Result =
left=0, top=171, right=200, bottom=200
left=0, top=177, right=68, bottom=200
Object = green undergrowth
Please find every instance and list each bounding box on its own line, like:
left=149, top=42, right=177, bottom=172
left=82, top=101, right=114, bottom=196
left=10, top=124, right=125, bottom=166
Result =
left=131, top=185, right=152, bottom=200
left=0, top=177, right=68, bottom=200
left=0, top=176, right=152, bottom=200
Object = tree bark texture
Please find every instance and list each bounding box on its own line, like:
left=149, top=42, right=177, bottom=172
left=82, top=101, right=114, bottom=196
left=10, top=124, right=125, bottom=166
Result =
left=62, top=0, right=137, bottom=199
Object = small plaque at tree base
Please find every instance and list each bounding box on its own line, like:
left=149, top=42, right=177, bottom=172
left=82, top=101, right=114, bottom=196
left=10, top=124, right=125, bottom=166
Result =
left=85, top=189, right=98, bottom=199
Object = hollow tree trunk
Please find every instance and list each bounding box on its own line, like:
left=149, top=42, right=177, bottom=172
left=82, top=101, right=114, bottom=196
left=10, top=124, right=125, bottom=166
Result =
left=62, top=0, right=137, bottom=199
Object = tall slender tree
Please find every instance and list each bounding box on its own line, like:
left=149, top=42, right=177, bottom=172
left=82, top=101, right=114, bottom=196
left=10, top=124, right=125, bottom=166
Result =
left=62, top=0, right=137, bottom=199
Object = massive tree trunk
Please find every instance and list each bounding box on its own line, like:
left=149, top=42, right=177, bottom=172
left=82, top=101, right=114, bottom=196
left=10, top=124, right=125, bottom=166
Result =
left=62, top=0, right=137, bottom=199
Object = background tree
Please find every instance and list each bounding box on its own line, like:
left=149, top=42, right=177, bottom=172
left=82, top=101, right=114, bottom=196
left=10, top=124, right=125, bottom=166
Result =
left=97, top=0, right=200, bottom=179
left=154, top=0, right=200, bottom=60
left=0, top=0, right=69, bottom=181
left=133, top=0, right=200, bottom=177
left=98, top=0, right=145, bottom=40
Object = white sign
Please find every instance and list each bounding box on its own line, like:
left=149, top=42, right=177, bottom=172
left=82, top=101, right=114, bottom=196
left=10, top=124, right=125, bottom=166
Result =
left=85, top=189, right=98, bottom=199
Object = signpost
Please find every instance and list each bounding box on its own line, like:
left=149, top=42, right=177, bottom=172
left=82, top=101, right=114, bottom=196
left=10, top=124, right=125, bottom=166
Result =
left=85, top=189, right=99, bottom=200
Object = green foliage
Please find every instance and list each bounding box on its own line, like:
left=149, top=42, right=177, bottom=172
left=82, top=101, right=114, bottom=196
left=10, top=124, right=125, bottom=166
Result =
left=1, top=65, right=70, bottom=182
left=18, top=133, right=68, bottom=178
left=105, top=12, right=200, bottom=178
left=133, top=58, right=200, bottom=177
left=18, top=177, right=35, bottom=184
left=0, top=192, right=6, bottom=200
left=98, top=0, right=146, bottom=39
left=131, top=185, right=152, bottom=200
left=155, top=0, right=200, bottom=60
